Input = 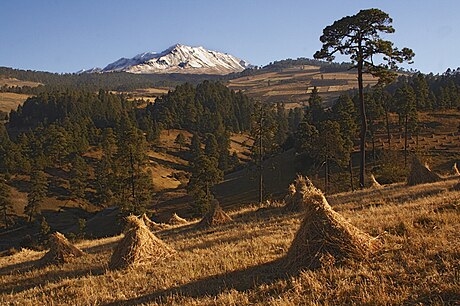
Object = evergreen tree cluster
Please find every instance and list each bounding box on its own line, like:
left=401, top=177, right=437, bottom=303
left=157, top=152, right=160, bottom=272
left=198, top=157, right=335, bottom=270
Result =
left=147, top=81, right=253, bottom=134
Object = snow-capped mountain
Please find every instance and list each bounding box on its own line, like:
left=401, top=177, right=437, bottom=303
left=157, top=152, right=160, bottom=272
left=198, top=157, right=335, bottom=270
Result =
left=99, top=44, right=250, bottom=75
left=76, top=67, right=102, bottom=74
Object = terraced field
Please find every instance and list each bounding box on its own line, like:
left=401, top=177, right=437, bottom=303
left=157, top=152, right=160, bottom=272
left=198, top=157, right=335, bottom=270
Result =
left=227, top=65, right=378, bottom=107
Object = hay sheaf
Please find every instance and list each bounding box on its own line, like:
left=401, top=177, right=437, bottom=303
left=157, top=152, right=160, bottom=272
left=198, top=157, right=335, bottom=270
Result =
left=407, top=157, right=442, bottom=186
left=109, top=215, right=175, bottom=270
left=167, top=213, right=188, bottom=225
left=285, top=175, right=320, bottom=212
left=285, top=179, right=380, bottom=271
left=453, top=163, right=460, bottom=176
left=142, top=213, right=170, bottom=231
left=39, top=232, right=85, bottom=266
left=198, top=200, right=232, bottom=228
left=370, top=174, right=383, bottom=189
left=283, top=183, right=297, bottom=209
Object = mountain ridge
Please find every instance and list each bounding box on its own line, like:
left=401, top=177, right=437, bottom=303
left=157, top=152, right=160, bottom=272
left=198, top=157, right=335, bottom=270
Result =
left=79, top=44, right=250, bottom=75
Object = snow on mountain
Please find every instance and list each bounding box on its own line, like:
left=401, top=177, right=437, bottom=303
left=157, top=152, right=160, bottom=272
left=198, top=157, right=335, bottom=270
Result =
left=76, top=67, right=102, bottom=74
left=100, top=44, right=250, bottom=75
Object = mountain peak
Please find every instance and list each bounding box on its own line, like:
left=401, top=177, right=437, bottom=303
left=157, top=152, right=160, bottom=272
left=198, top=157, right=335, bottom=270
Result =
left=99, top=44, right=249, bottom=75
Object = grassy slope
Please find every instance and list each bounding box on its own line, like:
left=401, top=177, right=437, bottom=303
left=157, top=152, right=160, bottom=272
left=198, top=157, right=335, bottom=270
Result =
left=0, top=177, right=458, bottom=305
left=227, top=65, right=378, bottom=107
left=0, top=92, right=32, bottom=113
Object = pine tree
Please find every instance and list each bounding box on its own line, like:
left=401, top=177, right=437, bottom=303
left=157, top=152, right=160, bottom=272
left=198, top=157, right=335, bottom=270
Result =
left=308, top=87, right=326, bottom=123
left=395, top=84, right=417, bottom=167
left=189, top=133, right=202, bottom=164
left=314, top=8, right=414, bottom=188
left=250, top=101, right=276, bottom=204
left=314, top=120, right=347, bottom=192
left=24, top=170, right=48, bottom=222
left=69, top=155, right=88, bottom=200
left=332, top=94, right=358, bottom=190
left=187, top=153, right=223, bottom=216
left=94, top=157, right=115, bottom=206
left=113, top=118, right=151, bottom=214
left=175, top=132, right=186, bottom=151
left=204, top=133, right=219, bottom=160
left=274, top=102, right=289, bottom=148
left=0, top=176, right=13, bottom=228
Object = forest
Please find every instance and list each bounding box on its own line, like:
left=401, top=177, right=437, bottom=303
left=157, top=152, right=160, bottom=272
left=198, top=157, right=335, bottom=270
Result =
left=0, top=64, right=459, bottom=235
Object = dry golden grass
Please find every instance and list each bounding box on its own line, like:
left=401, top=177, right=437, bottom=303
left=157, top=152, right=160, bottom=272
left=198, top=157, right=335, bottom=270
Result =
left=0, top=178, right=459, bottom=305
left=227, top=65, right=378, bottom=104
left=0, top=77, right=41, bottom=88
left=0, top=92, right=31, bottom=113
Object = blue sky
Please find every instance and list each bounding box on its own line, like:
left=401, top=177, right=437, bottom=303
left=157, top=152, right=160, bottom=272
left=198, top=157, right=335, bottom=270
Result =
left=1, top=0, right=458, bottom=74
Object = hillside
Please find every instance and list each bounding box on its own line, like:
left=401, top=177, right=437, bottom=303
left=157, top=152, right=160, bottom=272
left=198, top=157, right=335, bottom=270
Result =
left=0, top=177, right=458, bottom=305
left=227, top=65, right=378, bottom=107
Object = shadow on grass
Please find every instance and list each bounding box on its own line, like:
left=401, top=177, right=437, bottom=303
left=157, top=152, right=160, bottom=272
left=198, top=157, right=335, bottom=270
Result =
left=0, top=263, right=105, bottom=295
left=0, top=257, right=42, bottom=276
left=103, top=258, right=289, bottom=305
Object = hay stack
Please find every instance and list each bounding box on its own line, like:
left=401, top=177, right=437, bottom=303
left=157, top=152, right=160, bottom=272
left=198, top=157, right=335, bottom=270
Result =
left=407, top=156, right=442, bottom=186
left=285, top=182, right=379, bottom=270
left=198, top=200, right=232, bottom=228
left=39, top=232, right=85, bottom=266
left=167, top=213, right=188, bottom=225
left=142, top=213, right=170, bottom=231
left=453, top=163, right=460, bottom=176
left=370, top=174, right=383, bottom=189
left=283, top=183, right=296, bottom=208
left=109, top=215, right=175, bottom=270
left=285, top=175, right=320, bottom=212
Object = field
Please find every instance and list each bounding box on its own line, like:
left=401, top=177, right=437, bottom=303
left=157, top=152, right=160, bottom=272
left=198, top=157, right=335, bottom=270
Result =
left=0, top=92, right=32, bottom=113
left=0, top=177, right=458, bottom=305
left=0, top=77, right=41, bottom=88
left=227, top=66, right=378, bottom=107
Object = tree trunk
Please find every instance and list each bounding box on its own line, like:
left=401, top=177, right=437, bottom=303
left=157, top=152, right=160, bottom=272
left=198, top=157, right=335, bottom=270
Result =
left=358, top=59, right=367, bottom=189
left=258, top=109, right=264, bottom=205
left=404, top=115, right=408, bottom=168
left=371, top=129, right=376, bottom=160
left=130, top=150, right=135, bottom=202
left=324, top=156, right=328, bottom=193
left=349, top=156, right=354, bottom=192
left=385, top=109, right=391, bottom=149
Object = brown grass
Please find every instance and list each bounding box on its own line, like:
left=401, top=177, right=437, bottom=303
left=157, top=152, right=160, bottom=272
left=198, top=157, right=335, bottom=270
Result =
left=39, top=232, right=85, bottom=266
left=0, top=92, right=31, bottom=113
left=0, top=78, right=41, bottom=88
left=0, top=180, right=459, bottom=305
left=109, top=215, right=175, bottom=270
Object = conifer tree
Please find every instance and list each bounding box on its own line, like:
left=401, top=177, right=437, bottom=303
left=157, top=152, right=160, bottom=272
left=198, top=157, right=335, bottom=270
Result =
left=175, top=132, right=186, bottom=151
left=395, top=84, right=417, bottom=167
left=314, top=8, right=414, bottom=188
left=250, top=101, right=276, bottom=204
left=314, top=120, right=347, bottom=192
left=332, top=94, right=358, bottom=190
left=187, top=153, right=223, bottom=215
left=274, top=102, right=289, bottom=148
left=69, top=155, right=88, bottom=200
left=0, top=176, right=13, bottom=228
left=24, top=170, right=48, bottom=222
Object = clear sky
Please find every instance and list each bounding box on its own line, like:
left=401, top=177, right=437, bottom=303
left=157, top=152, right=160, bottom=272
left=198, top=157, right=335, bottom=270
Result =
left=1, top=0, right=458, bottom=74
